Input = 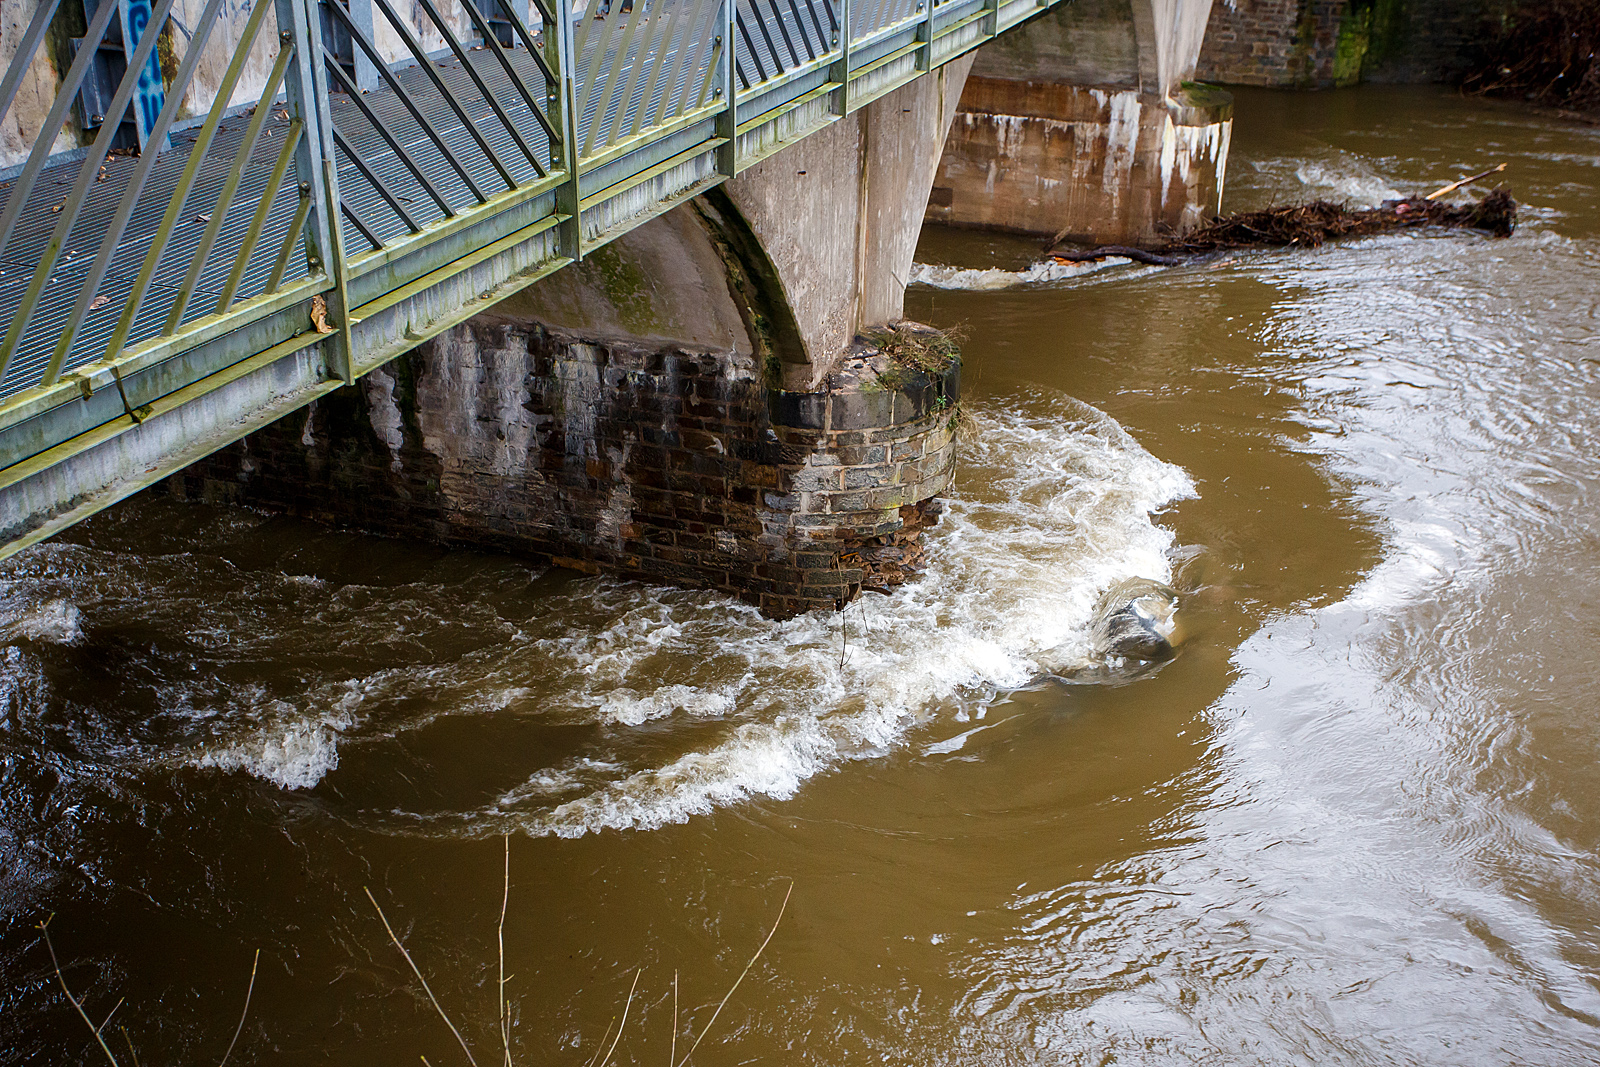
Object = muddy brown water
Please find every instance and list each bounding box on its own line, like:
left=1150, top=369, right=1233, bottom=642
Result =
left=3, top=85, right=1600, bottom=1064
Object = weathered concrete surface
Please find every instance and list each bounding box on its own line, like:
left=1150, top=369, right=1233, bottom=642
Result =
left=928, top=0, right=1230, bottom=245
left=927, top=78, right=1231, bottom=243
left=723, top=55, right=975, bottom=386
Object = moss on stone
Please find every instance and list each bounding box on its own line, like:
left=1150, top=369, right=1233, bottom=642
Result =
left=584, top=243, right=664, bottom=337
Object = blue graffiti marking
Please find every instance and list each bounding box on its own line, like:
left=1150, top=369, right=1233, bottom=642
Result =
left=121, top=0, right=168, bottom=150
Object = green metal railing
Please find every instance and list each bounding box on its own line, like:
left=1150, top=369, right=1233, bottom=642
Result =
left=0, top=0, right=1060, bottom=508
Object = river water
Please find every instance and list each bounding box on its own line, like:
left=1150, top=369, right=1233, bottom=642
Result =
left=3, top=85, right=1599, bottom=1064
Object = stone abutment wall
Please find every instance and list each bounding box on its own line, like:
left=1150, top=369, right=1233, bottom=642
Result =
left=177, top=320, right=958, bottom=617
left=928, top=0, right=1233, bottom=246
left=175, top=72, right=969, bottom=617
left=1194, top=0, right=1493, bottom=88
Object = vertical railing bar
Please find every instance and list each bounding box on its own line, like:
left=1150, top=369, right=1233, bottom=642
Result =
left=602, top=0, right=664, bottom=149
left=493, top=0, right=560, bottom=86
left=454, top=0, right=560, bottom=146
left=526, top=0, right=557, bottom=29
left=667, top=0, right=718, bottom=119
left=785, top=0, right=818, bottom=58
left=47, top=0, right=234, bottom=382
left=8, top=0, right=187, bottom=386
left=100, top=0, right=277, bottom=365
left=798, top=0, right=830, bottom=56
left=216, top=119, right=305, bottom=314
left=341, top=201, right=384, bottom=252
left=872, top=0, right=887, bottom=38
left=715, top=0, right=735, bottom=173
left=830, top=0, right=848, bottom=113
left=552, top=0, right=583, bottom=259
left=916, top=0, right=931, bottom=68
left=367, top=0, right=521, bottom=190
left=329, top=124, right=422, bottom=232
left=633, top=0, right=689, bottom=134
left=575, top=0, right=626, bottom=140
left=265, top=189, right=314, bottom=293
left=163, top=46, right=295, bottom=334
left=692, top=35, right=721, bottom=109
left=583, top=0, right=647, bottom=156
left=276, top=0, right=350, bottom=384
left=735, top=11, right=767, bottom=83
left=0, top=0, right=121, bottom=273
left=750, top=0, right=785, bottom=77
left=765, top=0, right=802, bottom=66
left=0, top=0, right=63, bottom=126
left=409, top=0, right=547, bottom=172
left=325, top=1, right=490, bottom=202
left=571, top=0, right=598, bottom=84
left=324, top=55, right=455, bottom=216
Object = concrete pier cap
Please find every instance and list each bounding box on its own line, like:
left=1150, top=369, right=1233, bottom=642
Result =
left=928, top=0, right=1233, bottom=247
left=181, top=64, right=973, bottom=617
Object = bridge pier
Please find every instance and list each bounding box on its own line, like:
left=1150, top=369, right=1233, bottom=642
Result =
left=178, top=66, right=970, bottom=617
left=927, top=0, right=1232, bottom=246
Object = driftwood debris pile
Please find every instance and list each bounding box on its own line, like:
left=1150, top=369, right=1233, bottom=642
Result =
left=1052, top=184, right=1517, bottom=267
left=1462, top=0, right=1600, bottom=116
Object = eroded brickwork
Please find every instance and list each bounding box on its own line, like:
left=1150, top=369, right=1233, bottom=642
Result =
left=176, top=320, right=959, bottom=618
left=1195, top=0, right=1491, bottom=87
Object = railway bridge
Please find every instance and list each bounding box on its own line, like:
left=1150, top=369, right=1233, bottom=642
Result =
left=0, top=0, right=1226, bottom=613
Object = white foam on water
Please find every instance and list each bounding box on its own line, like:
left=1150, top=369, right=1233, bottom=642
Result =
left=909, top=258, right=1132, bottom=290
left=3, top=599, right=84, bottom=645
left=195, top=703, right=352, bottom=791
left=1291, top=161, right=1402, bottom=206
left=5, top=395, right=1190, bottom=824
left=487, top=394, right=1195, bottom=838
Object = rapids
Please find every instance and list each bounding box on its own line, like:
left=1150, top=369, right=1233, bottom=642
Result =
left=3, top=84, right=1599, bottom=1065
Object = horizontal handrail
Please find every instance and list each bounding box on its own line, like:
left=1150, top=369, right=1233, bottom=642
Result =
left=0, top=0, right=1066, bottom=456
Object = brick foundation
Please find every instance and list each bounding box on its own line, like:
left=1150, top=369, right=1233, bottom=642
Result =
left=174, top=320, right=960, bottom=618
left=1194, top=0, right=1491, bottom=88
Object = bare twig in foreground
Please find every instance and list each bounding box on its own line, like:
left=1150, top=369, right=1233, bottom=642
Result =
left=365, top=887, right=480, bottom=1067
left=217, top=948, right=260, bottom=1067
left=38, top=916, right=121, bottom=1067
left=669, top=971, right=679, bottom=1067
left=499, top=836, right=512, bottom=1067
left=596, top=968, right=641, bottom=1067
left=675, top=882, right=793, bottom=1067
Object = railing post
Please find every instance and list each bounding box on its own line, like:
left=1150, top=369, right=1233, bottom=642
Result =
left=830, top=0, right=850, bottom=115
left=715, top=0, right=736, bottom=175
left=278, top=0, right=357, bottom=383
left=551, top=0, right=583, bottom=261
left=982, top=0, right=998, bottom=37
left=916, top=0, right=933, bottom=70
left=348, top=0, right=380, bottom=90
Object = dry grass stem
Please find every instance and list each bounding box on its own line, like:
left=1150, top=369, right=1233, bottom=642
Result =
left=119, top=1026, right=140, bottom=1067
left=217, top=948, right=260, bottom=1067
left=96, top=997, right=125, bottom=1036
left=365, top=886, right=480, bottom=1067
left=499, top=836, right=512, bottom=1067
left=38, top=916, right=122, bottom=1067
left=596, top=968, right=641, bottom=1067
left=584, top=1017, right=617, bottom=1067
left=670, top=971, right=679, bottom=1067
left=674, top=882, right=793, bottom=1067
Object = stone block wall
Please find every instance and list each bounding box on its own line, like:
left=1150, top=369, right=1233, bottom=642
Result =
left=174, top=320, right=959, bottom=618
left=1194, top=0, right=1492, bottom=88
